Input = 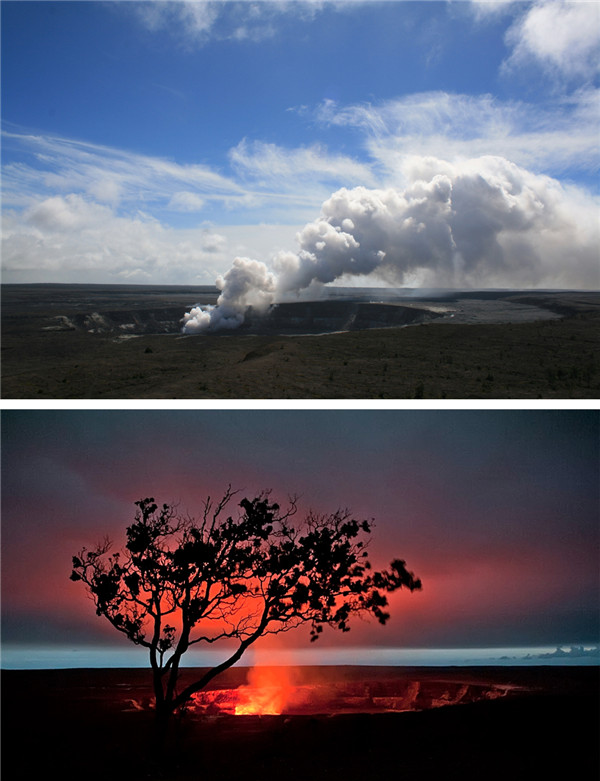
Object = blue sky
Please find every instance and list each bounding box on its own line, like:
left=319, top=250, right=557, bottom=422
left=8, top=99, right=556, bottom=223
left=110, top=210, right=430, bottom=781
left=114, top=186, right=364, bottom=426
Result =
left=1, top=1, right=599, bottom=286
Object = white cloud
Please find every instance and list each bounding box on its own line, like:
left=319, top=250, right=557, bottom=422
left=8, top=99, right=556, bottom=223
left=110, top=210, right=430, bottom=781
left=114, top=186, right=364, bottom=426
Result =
left=314, top=90, right=600, bottom=181
left=1, top=130, right=243, bottom=215
left=25, top=193, right=115, bottom=233
left=130, top=0, right=344, bottom=47
left=134, top=0, right=220, bottom=44
left=168, top=191, right=206, bottom=212
left=504, top=0, right=600, bottom=80
left=1, top=187, right=300, bottom=284
left=2, top=128, right=380, bottom=227
left=469, top=0, right=516, bottom=18
left=3, top=38, right=598, bottom=288
left=3, top=192, right=214, bottom=283
left=230, top=138, right=378, bottom=189
left=1, top=125, right=385, bottom=285
left=4, top=94, right=598, bottom=286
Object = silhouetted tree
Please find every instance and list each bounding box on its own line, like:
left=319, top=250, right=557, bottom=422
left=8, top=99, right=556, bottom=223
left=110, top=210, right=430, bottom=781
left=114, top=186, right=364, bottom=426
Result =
left=70, top=487, right=421, bottom=734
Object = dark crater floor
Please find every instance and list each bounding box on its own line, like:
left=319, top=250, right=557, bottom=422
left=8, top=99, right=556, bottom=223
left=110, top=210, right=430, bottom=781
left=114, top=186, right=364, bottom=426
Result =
left=33, top=300, right=443, bottom=336
left=41, top=300, right=444, bottom=336
left=235, top=299, right=443, bottom=335
left=2, top=284, right=581, bottom=338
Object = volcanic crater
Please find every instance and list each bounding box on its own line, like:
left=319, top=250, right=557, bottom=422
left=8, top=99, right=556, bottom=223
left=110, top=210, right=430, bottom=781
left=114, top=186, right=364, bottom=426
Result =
left=4, top=284, right=598, bottom=399
left=189, top=674, right=519, bottom=717
left=42, top=299, right=445, bottom=336
left=235, top=299, right=444, bottom=335
left=4, top=665, right=597, bottom=781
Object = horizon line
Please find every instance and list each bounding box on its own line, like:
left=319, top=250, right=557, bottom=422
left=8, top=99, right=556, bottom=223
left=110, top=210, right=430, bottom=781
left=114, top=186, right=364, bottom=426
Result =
left=2, top=644, right=598, bottom=671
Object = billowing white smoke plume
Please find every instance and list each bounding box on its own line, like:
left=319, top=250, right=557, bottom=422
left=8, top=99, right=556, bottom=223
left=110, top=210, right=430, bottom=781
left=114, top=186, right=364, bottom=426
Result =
left=182, top=155, right=599, bottom=333
left=182, top=257, right=276, bottom=333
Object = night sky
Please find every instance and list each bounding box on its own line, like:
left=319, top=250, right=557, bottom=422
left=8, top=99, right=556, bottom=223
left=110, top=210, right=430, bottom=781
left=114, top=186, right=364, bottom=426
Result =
left=1, top=409, right=598, bottom=666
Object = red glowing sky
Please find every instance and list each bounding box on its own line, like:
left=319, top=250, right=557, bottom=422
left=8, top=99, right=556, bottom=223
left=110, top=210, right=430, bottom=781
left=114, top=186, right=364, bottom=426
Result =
left=1, top=409, right=598, bottom=659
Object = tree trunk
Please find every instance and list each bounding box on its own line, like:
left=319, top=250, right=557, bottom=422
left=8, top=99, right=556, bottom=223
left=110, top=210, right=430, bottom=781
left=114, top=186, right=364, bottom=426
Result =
left=152, top=699, right=173, bottom=749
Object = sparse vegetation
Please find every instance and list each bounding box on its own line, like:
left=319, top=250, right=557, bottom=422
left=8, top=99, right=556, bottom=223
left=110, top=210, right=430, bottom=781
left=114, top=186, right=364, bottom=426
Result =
left=2, top=287, right=599, bottom=399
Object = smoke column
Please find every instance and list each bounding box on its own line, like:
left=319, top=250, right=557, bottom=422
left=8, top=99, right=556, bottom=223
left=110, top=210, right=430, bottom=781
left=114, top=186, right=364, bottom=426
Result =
left=183, top=257, right=276, bottom=333
left=182, top=155, right=599, bottom=333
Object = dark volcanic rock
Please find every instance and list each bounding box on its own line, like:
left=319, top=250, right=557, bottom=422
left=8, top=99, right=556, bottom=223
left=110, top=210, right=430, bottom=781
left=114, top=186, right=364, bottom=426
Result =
left=42, top=300, right=443, bottom=336
left=239, top=300, right=443, bottom=335
left=72, top=307, right=186, bottom=334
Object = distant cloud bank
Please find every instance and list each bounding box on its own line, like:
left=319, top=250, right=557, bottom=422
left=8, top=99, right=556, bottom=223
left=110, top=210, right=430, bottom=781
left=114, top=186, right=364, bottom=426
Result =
left=521, top=645, right=600, bottom=661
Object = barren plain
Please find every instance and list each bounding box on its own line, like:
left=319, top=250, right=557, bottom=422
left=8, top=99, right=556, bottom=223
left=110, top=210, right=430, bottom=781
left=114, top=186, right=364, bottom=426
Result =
left=2, top=665, right=597, bottom=781
left=2, top=284, right=599, bottom=398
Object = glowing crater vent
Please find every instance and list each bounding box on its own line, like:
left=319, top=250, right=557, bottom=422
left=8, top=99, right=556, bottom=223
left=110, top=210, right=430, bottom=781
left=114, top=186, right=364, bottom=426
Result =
left=189, top=667, right=522, bottom=717
left=190, top=666, right=300, bottom=716
left=235, top=666, right=296, bottom=715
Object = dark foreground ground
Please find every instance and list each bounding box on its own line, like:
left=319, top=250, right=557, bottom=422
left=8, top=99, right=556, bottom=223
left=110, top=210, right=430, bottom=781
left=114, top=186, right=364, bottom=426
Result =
left=2, top=285, right=599, bottom=398
left=2, top=666, right=598, bottom=780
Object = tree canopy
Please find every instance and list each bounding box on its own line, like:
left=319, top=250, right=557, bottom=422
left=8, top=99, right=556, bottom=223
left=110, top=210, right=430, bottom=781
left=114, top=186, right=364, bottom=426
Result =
left=70, top=488, right=421, bottom=726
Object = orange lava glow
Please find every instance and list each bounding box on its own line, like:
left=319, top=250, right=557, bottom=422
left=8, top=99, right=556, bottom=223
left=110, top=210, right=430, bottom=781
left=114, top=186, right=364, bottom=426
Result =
left=234, top=666, right=295, bottom=715
left=189, top=670, right=517, bottom=717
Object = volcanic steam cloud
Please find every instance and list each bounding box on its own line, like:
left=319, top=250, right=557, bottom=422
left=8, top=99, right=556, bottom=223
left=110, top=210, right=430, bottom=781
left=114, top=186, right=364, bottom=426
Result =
left=182, top=155, right=599, bottom=333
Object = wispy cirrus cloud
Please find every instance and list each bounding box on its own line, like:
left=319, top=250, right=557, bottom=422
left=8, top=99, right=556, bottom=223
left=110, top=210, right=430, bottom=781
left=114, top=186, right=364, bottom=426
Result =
left=468, top=0, right=516, bottom=19
left=2, top=125, right=377, bottom=224
left=135, top=0, right=219, bottom=43
left=229, top=138, right=379, bottom=190
left=0, top=127, right=315, bottom=283
left=1, top=128, right=243, bottom=214
left=2, top=127, right=318, bottom=284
